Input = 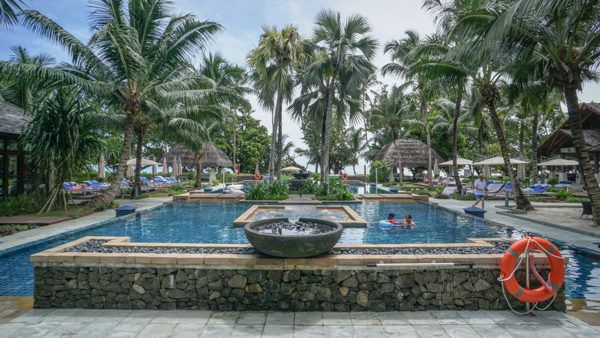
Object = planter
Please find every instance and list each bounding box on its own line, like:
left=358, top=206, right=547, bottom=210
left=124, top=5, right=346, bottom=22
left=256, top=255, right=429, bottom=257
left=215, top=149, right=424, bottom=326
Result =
left=244, top=218, right=343, bottom=258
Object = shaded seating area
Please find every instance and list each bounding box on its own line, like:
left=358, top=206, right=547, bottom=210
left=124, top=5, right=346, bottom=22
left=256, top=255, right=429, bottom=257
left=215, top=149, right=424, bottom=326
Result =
left=372, top=139, right=442, bottom=183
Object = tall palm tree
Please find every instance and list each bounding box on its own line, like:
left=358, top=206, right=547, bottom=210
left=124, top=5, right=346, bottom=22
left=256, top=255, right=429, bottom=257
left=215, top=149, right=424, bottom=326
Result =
left=1, top=0, right=221, bottom=207
left=383, top=31, right=436, bottom=187
left=296, top=10, right=377, bottom=188
left=482, top=0, right=600, bottom=223
left=247, top=25, right=304, bottom=181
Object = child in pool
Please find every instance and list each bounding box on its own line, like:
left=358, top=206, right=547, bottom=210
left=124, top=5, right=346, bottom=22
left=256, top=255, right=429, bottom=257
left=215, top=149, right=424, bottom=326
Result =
left=402, top=213, right=416, bottom=227
left=387, top=213, right=399, bottom=225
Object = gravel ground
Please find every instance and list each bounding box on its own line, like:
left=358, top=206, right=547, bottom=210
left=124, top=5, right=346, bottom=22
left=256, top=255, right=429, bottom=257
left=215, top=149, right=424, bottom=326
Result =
left=66, top=239, right=512, bottom=255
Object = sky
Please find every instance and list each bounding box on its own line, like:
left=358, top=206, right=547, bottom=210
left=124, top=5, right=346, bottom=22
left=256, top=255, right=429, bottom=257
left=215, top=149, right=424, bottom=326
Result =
left=1, top=0, right=599, bottom=171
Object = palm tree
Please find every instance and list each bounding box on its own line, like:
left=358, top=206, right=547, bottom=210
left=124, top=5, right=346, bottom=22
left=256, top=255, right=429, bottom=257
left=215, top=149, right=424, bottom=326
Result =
left=1, top=0, right=221, bottom=207
left=296, top=10, right=377, bottom=188
left=482, top=0, right=600, bottom=224
left=22, top=87, right=103, bottom=212
left=383, top=31, right=437, bottom=187
left=247, top=25, right=304, bottom=181
left=348, top=128, right=367, bottom=175
left=0, top=0, right=23, bottom=26
left=0, top=46, right=55, bottom=111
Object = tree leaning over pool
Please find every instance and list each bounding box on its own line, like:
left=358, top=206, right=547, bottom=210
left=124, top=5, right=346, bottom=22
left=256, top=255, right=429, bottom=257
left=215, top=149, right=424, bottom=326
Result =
left=480, top=0, right=600, bottom=224
left=0, top=0, right=221, bottom=208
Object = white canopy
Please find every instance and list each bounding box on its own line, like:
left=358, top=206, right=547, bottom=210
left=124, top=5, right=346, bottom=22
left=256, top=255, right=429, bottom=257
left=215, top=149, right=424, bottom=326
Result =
left=439, top=157, right=473, bottom=166
left=282, top=166, right=301, bottom=173
left=474, top=156, right=529, bottom=165
left=126, top=158, right=160, bottom=166
left=537, top=158, right=579, bottom=167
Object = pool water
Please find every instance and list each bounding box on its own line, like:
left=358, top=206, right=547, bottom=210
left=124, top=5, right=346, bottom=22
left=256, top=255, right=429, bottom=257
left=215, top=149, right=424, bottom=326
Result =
left=0, top=201, right=598, bottom=300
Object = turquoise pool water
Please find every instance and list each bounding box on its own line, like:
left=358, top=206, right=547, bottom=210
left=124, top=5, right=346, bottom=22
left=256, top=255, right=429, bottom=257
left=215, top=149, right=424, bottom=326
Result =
left=0, top=201, right=598, bottom=300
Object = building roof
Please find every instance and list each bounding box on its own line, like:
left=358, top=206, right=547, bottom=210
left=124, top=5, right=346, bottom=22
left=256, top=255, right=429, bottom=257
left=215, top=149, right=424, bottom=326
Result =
left=164, top=143, right=233, bottom=168
left=537, top=102, right=600, bottom=156
left=0, top=100, right=30, bottom=136
left=372, top=139, right=442, bottom=168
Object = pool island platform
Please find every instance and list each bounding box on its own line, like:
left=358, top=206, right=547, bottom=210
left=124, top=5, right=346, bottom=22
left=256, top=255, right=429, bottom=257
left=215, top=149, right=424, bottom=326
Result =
left=30, top=236, right=566, bottom=312
left=233, top=205, right=368, bottom=228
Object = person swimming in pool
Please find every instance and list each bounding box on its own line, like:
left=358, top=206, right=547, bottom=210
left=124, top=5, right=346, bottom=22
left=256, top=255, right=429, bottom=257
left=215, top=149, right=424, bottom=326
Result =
left=402, top=213, right=416, bottom=227
left=387, top=213, right=399, bottom=225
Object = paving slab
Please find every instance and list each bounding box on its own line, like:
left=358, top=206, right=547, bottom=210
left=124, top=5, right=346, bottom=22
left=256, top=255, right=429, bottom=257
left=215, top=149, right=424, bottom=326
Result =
left=1, top=309, right=598, bottom=337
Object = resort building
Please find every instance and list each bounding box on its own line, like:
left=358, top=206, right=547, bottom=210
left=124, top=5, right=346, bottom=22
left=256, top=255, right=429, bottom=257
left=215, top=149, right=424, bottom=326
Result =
left=538, top=102, right=600, bottom=174
left=0, top=100, right=31, bottom=197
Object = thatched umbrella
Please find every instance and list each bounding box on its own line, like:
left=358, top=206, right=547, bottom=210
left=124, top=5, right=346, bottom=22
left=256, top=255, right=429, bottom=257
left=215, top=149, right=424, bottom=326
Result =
left=372, top=139, right=442, bottom=183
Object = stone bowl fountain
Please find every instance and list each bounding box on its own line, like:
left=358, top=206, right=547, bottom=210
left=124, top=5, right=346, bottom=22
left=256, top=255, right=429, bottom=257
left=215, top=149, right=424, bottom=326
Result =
left=244, top=218, right=343, bottom=258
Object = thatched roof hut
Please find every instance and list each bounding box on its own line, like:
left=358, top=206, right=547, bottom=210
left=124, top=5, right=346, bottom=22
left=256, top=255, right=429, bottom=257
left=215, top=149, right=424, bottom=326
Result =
left=0, top=100, right=30, bottom=136
left=164, top=143, right=232, bottom=168
left=373, top=139, right=442, bottom=168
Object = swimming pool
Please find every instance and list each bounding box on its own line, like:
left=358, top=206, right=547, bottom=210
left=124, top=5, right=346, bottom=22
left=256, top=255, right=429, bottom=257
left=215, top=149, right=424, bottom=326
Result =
left=0, top=201, right=599, bottom=300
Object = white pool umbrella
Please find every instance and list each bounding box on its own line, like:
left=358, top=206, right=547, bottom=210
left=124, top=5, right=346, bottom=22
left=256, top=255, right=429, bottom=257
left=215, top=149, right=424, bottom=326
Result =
left=282, top=166, right=301, bottom=173
left=439, top=157, right=473, bottom=166
left=162, top=156, right=168, bottom=175
left=474, top=156, right=529, bottom=165
left=537, top=158, right=579, bottom=166
left=126, top=158, right=160, bottom=166
left=98, top=154, right=105, bottom=179
left=172, top=156, right=179, bottom=177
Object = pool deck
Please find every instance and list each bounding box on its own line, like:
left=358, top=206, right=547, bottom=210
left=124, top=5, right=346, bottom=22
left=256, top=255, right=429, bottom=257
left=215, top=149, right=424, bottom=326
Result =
left=431, top=199, right=600, bottom=254
left=0, top=197, right=170, bottom=254
left=1, top=309, right=598, bottom=337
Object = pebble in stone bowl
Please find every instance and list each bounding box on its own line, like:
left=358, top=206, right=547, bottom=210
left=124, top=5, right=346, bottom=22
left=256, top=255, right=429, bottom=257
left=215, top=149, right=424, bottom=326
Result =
left=244, top=217, right=343, bottom=258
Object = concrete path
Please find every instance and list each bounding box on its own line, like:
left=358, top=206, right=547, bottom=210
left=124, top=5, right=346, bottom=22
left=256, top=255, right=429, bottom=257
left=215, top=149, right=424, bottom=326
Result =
left=1, top=309, right=597, bottom=337
left=0, top=197, right=169, bottom=253
left=432, top=199, right=600, bottom=252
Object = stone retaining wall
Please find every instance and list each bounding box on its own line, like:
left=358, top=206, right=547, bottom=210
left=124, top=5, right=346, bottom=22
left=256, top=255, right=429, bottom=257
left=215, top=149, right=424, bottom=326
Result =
left=34, top=265, right=565, bottom=311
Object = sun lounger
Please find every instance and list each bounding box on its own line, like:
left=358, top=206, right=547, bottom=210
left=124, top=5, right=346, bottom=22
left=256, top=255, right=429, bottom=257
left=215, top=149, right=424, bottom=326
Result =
left=555, top=181, right=573, bottom=188
left=486, top=183, right=505, bottom=196
left=523, top=184, right=551, bottom=195
left=442, top=186, right=457, bottom=196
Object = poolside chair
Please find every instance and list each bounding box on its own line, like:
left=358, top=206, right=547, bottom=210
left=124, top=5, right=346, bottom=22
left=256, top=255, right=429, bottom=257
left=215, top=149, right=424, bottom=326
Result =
left=523, top=184, right=551, bottom=195
left=486, top=183, right=506, bottom=197
left=442, top=186, right=458, bottom=196
left=555, top=180, right=573, bottom=188
left=581, top=202, right=592, bottom=219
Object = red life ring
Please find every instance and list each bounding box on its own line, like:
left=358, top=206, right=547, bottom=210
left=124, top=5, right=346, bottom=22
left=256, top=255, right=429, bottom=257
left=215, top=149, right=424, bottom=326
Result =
left=500, top=236, right=565, bottom=303
left=341, top=173, right=348, bottom=181
left=254, top=173, right=261, bottom=180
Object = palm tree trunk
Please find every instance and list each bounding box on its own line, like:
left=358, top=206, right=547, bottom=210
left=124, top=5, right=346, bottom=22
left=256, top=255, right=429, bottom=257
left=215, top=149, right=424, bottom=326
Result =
left=531, top=111, right=540, bottom=183
left=564, top=88, right=600, bottom=225
left=194, top=153, right=204, bottom=188
left=486, top=99, right=532, bottom=210
left=452, top=90, right=463, bottom=194
left=131, top=125, right=144, bottom=199
left=275, top=92, right=284, bottom=180
left=88, top=112, right=135, bottom=209
left=518, top=118, right=525, bottom=156
left=321, top=77, right=336, bottom=190
left=268, top=93, right=282, bottom=181
left=353, top=163, right=357, bottom=175
left=419, top=89, right=432, bottom=188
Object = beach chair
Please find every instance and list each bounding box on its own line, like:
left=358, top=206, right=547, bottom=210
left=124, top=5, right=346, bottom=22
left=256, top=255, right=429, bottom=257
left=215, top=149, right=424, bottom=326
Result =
left=555, top=180, right=573, bottom=188
left=486, top=183, right=505, bottom=197
left=523, top=184, right=551, bottom=195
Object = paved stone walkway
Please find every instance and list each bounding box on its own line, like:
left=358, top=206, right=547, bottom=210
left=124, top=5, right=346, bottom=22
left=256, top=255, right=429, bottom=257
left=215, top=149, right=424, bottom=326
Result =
left=0, top=197, right=169, bottom=253
left=432, top=199, right=600, bottom=252
left=1, top=309, right=597, bottom=337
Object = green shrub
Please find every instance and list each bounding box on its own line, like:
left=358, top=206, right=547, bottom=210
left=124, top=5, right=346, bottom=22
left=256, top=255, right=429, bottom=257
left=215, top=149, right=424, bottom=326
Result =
left=0, top=224, right=37, bottom=236
left=309, top=172, right=320, bottom=181
left=548, top=177, right=558, bottom=185
left=413, top=189, right=432, bottom=196
left=245, top=181, right=288, bottom=200
left=368, top=160, right=390, bottom=183
left=217, top=172, right=237, bottom=183
left=315, top=177, right=354, bottom=201
left=555, top=188, right=571, bottom=201
left=0, top=195, right=39, bottom=216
